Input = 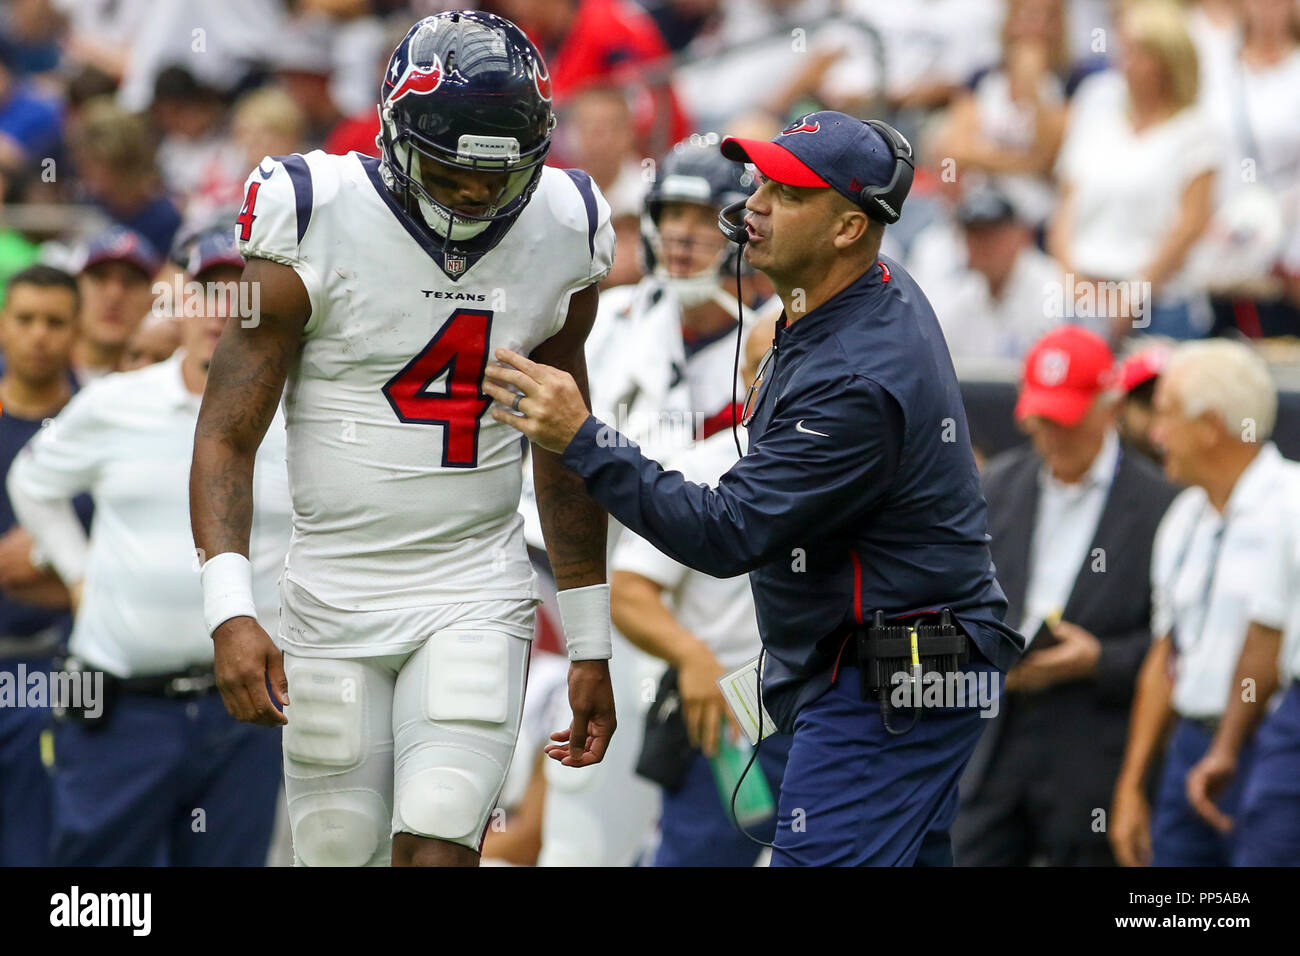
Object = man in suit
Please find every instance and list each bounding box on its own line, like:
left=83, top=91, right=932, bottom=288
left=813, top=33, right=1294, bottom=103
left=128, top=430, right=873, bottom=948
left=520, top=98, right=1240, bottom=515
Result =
left=953, top=326, right=1178, bottom=866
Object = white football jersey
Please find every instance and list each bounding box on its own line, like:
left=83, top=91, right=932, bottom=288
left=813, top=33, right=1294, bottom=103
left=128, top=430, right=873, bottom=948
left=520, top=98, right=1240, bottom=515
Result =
left=236, top=150, right=613, bottom=652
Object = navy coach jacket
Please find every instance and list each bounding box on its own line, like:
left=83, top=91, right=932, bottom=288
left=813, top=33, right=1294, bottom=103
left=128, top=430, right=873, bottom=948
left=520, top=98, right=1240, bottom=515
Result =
left=563, top=256, right=1025, bottom=731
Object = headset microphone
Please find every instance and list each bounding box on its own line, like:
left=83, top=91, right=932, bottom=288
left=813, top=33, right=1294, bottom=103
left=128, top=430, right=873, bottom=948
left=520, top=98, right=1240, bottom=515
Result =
left=717, top=199, right=749, bottom=245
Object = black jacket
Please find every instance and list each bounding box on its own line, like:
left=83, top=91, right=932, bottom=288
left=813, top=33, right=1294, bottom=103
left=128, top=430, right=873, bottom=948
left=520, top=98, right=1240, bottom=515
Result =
left=563, top=256, right=1025, bottom=730
left=959, top=441, right=1178, bottom=835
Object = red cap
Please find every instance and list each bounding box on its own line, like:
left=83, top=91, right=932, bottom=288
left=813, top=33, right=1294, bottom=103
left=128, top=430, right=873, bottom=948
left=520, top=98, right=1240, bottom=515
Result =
left=1118, top=344, right=1171, bottom=394
left=1015, top=326, right=1115, bottom=427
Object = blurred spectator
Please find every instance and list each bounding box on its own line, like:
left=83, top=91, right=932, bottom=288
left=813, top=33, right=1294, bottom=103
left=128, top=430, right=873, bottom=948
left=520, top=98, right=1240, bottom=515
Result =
left=1111, top=339, right=1294, bottom=867
left=827, top=0, right=1005, bottom=114
left=1116, top=342, right=1171, bottom=463
left=0, top=264, right=91, bottom=866
left=69, top=98, right=182, bottom=254
left=120, top=313, right=182, bottom=372
left=152, top=66, right=231, bottom=200
left=936, top=0, right=1069, bottom=229
left=53, top=0, right=153, bottom=87
left=563, top=86, right=648, bottom=289
left=187, top=86, right=308, bottom=230
left=0, top=0, right=65, bottom=79
left=0, top=32, right=62, bottom=174
left=1196, top=0, right=1300, bottom=337
left=612, top=315, right=788, bottom=867
left=6, top=238, right=290, bottom=867
left=274, top=14, right=342, bottom=148
left=109, top=0, right=285, bottom=113
left=504, top=0, right=690, bottom=156
left=73, top=226, right=161, bottom=384
left=926, top=186, right=1066, bottom=361
left=955, top=325, right=1177, bottom=866
left=1050, top=0, right=1220, bottom=342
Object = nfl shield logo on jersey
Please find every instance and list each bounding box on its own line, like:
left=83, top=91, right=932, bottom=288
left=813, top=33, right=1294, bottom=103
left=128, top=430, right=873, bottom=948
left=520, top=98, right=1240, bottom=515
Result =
left=445, top=255, right=466, bottom=275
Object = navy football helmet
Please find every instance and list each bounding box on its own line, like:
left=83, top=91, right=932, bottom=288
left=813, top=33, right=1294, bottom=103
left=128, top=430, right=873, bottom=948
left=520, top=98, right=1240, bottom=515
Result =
left=642, top=134, right=756, bottom=304
left=377, top=11, right=555, bottom=247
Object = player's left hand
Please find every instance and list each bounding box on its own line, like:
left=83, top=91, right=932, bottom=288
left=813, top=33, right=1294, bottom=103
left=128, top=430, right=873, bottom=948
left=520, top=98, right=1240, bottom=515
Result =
left=546, top=659, right=616, bottom=768
left=1004, top=620, right=1101, bottom=693
left=484, top=348, right=591, bottom=454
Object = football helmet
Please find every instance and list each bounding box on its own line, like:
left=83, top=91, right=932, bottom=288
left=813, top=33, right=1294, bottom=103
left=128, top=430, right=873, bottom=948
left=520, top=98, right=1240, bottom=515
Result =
left=377, top=11, right=555, bottom=247
left=642, top=134, right=756, bottom=306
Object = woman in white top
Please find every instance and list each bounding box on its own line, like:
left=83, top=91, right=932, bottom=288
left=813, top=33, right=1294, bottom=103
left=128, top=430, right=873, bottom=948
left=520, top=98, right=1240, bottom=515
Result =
left=1196, top=0, right=1300, bottom=334
left=937, top=0, right=1069, bottom=228
left=1050, top=0, right=1222, bottom=342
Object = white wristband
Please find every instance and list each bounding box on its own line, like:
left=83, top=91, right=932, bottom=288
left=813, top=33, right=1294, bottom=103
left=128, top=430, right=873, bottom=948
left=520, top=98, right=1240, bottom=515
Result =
left=557, top=583, right=613, bottom=661
left=201, top=551, right=258, bottom=636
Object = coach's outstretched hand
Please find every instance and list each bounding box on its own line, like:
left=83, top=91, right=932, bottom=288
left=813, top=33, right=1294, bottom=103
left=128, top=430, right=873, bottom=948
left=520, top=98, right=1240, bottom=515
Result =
left=212, top=617, right=289, bottom=726
left=485, top=348, right=592, bottom=454
left=547, top=659, right=617, bottom=768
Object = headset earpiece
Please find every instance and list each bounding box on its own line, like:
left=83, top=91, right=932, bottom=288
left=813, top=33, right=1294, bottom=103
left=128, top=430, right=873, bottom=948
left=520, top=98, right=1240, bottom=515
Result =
left=718, top=199, right=749, bottom=244
left=859, top=120, right=915, bottom=226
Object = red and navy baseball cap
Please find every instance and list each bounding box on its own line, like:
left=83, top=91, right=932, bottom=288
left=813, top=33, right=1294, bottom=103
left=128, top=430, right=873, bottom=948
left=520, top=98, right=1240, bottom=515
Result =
left=720, top=111, right=910, bottom=217
left=187, top=229, right=245, bottom=279
left=1015, top=325, right=1116, bottom=427
left=80, top=226, right=162, bottom=279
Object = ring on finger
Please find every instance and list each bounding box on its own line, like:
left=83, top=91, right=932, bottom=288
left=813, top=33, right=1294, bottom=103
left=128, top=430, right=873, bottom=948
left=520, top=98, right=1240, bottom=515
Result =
left=511, top=392, right=524, bottom=413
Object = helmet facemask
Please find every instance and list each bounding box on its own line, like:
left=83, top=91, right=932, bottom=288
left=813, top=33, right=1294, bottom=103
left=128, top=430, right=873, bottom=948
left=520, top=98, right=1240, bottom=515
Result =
left=643, top=202, right=742, bottom=307
left=380, top=106, right=552, bottom=241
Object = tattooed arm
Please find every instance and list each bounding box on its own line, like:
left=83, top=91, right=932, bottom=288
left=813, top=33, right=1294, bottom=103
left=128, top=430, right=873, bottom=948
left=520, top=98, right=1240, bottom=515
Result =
left=190, top=257, right=308, bottom=725
left=529, top=284, right=607, bottom=589
left=527, top=284, right=616, bottom=766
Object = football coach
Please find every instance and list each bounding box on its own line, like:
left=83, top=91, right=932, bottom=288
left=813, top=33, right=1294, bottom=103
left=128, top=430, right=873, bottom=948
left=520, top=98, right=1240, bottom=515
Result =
left=485, top=112, right=1025, bottom=866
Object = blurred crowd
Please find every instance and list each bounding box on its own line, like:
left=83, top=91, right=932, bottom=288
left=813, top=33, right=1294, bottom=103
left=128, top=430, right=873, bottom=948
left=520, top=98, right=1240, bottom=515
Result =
left=0, top=0, right=1299, bottom=867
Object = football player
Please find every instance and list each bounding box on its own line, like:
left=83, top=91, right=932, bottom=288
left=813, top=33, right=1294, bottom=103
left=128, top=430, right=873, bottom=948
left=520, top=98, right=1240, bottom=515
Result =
left=190, top=11, right=617, bottom=868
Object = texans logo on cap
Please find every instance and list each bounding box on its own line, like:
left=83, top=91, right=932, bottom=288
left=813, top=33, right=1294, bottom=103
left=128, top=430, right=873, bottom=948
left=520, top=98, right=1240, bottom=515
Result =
left=387, top=56, right=444, bottom=104
left=1035, top=348, right=1070, bottom=386
left=533, top=61, right=552, bottom=102
left=781, top=117, right=820, bottom=136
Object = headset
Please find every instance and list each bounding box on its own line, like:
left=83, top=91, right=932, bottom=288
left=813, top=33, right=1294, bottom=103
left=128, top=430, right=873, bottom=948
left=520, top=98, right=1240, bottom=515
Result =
left=859, top=119, right=914, bottom=226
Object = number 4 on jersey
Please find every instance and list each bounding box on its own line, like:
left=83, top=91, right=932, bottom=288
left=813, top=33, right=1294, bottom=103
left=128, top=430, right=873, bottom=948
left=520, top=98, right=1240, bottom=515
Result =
left=383, top=309, right=494, bottom=468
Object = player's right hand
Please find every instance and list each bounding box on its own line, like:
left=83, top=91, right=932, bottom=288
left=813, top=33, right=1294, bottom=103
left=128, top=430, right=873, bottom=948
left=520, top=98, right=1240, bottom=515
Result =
left=212, top=616, right=289, bottom=726
left=1109, top=784, right=1152, bottom=867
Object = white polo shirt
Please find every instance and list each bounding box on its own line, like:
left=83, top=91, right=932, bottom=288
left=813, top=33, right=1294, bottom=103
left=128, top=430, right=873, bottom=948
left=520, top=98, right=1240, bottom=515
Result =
left=1151, top=442, right=1298, bottom=719
left=8, top=353, right=292, bottom=677
left=1246, top=466, right=1300, bottom=685
left=610, top=429, right=760, bottom=671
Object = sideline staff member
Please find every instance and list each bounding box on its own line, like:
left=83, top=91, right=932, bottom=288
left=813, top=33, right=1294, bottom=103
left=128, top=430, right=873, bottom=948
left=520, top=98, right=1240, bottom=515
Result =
left=485, top=112, right=1025, bottom=866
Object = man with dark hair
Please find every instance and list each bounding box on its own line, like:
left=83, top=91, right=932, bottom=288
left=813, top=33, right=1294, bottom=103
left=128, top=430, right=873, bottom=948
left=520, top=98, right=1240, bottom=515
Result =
left=0, top=264, right=91, bottom=865
left=73, top=226, right=161, bottom=384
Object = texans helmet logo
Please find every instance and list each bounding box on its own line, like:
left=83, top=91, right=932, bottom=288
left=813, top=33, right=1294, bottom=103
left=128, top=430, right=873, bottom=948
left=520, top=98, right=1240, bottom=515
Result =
left=387, top=55, right=444, bottom=104
left=533, top=61, right=552, bottom=102
left=782, top=117, right=820, bottom=136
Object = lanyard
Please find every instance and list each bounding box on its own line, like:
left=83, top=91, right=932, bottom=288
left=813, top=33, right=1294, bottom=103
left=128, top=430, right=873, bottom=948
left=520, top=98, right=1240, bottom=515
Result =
left=1166, top=500, right=1228, bottom=654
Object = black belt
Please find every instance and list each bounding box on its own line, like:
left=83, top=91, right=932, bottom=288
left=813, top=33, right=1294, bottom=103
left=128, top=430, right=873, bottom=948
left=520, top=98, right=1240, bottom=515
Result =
left=66, top=658, right=219, bottom=700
